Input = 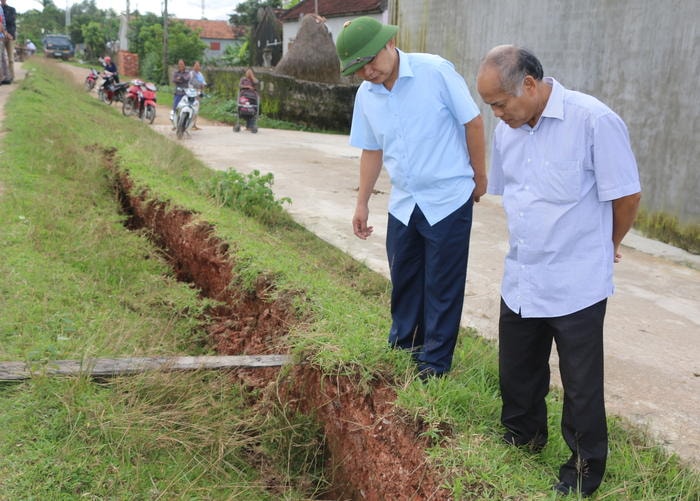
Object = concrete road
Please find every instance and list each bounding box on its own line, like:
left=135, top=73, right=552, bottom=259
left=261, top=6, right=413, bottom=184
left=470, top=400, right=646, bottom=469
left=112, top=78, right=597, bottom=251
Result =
left=11, top=62, right=700, bottom=469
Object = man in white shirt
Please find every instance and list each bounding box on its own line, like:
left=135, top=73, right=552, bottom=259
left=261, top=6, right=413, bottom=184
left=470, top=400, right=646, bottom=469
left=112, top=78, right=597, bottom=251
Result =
left=477, top=45, right=641, bottom=497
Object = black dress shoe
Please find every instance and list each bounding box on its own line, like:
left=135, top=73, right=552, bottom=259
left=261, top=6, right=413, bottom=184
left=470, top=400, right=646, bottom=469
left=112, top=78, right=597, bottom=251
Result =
left=553, top=481, right=592, bottom=498
left=1, top=79, right=11, bottom=84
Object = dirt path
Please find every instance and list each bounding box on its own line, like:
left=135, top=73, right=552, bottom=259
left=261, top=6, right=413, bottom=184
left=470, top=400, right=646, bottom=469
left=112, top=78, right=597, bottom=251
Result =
left=15, top=61, right=700, bottom=470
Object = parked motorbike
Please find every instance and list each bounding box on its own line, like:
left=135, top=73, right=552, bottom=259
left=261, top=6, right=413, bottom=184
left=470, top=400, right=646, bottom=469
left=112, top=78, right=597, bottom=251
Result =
left=122, top=79, right=157, bottom=124
left=97, top=71, right=128, bottom=105
left=172, top=87, right=201, bottom=139
left=84, top=68, right=99, bottom=91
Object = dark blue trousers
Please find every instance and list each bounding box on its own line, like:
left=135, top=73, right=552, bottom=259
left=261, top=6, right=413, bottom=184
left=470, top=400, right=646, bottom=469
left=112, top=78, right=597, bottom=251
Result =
left=386, top=199, right=473, bottom=374
left=499, top=298, right=608, bottom=494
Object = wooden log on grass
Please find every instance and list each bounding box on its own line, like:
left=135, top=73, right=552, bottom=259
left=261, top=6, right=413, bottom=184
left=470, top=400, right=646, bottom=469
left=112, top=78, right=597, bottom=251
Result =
left=0, top=355, right=292, bottom=381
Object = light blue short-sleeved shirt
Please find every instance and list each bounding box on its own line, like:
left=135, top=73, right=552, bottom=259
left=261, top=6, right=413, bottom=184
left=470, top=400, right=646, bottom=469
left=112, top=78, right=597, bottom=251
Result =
left=349, top=49, right=480, bottom=226
left=487, top=78, right=641, bottom=318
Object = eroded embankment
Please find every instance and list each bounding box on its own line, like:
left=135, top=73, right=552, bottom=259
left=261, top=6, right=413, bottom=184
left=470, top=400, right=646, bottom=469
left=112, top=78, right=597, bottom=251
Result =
left=111, top=155, right=452, bottom=500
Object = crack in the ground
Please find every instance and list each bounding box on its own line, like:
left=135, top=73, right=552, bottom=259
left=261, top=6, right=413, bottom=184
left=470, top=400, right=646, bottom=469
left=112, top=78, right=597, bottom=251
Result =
left=105, top=146, right=453, bottom=500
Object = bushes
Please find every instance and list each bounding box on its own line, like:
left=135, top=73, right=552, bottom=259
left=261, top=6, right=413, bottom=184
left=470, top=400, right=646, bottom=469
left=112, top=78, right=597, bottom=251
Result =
left=203, top=169, right=292, bottom=227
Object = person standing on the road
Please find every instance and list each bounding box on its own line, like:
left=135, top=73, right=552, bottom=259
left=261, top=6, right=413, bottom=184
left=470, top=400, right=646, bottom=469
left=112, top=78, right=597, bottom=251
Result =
left=0, top=5, right=10, bottom=84
left=25, top=39, right=36, bottom=56
left=335, top=17, right=487, bottom=380
left=476, top=44, right=641, bottom=498
left=189, top=61, right=206, bottom=130
left=189, top=60, right=206, bottom=90
left=171, top=59, right=190, bottom=121
left=0, top=0, right=15, bottom=83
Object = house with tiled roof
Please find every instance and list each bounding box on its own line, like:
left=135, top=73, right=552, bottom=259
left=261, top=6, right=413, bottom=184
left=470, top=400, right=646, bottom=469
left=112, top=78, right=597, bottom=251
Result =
left=178, top=19, right=247, bottom=60
left=279, top=0, right=390, bottom=57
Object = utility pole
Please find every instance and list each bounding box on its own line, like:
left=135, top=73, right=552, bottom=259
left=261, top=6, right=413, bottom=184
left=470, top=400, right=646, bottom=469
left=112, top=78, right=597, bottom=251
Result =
left=163, top=0, right=169, bottom=85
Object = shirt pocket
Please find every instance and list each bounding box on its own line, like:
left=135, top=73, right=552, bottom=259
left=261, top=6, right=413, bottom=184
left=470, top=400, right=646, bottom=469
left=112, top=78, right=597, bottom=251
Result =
left=533, top=160, right=582, bottom=204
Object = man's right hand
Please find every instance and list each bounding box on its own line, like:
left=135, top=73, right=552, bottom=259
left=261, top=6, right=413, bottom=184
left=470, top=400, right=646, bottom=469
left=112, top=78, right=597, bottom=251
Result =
left=353, top=206, right=373, bottom=239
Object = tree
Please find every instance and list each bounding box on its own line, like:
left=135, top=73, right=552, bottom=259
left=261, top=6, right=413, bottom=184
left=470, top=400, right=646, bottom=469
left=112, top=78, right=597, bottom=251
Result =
left=17, top=0, right=116, bottom=58
left=135, top=19, right=206, bottom=84
left=68, top=0, right=119, bottom=46
left=229, top=0, right=282, bottom=27
left=81, top=21, right=104, bottom=61
left=127, top=12, right=163, bottom=58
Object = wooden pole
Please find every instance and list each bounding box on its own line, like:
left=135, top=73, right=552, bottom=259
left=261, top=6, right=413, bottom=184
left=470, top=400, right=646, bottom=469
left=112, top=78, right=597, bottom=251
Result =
left=0, top=355, right=292, bottom=381
left=163, top=0, right=169, bottom=85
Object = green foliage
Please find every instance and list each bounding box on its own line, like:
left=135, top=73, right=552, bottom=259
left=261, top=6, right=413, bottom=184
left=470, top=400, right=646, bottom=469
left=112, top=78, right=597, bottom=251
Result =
left=229, top=0, right=283, bottom=26
left=167, top=20, right=208, bottom=66
left=19, top=1, right=118, bottom=61
left=17, top=5, right=65, bottom=45
left=203, top=169, right=292, bottom=227
left=134, top=20, right=206, bottom=84
left=635, top=209, right=700, bottom=255
left=80, top=21, right=104, bottom=61
left=68, top=1, right=120, bottom=46
left=218, top=39, right=249, bottom=67
left=140, top=50, right=163, bottom=83
left=125, top=12, right=163, bottom=59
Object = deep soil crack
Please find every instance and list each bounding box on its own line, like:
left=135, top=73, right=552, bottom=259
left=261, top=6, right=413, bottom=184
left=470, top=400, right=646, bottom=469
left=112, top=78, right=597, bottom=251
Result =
left=104, top=148, right=453, bottom=499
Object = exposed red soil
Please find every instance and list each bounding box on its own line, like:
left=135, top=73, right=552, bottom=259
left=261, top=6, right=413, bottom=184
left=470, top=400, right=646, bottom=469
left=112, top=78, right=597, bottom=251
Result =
left=109, top=158, right=452, bottom=499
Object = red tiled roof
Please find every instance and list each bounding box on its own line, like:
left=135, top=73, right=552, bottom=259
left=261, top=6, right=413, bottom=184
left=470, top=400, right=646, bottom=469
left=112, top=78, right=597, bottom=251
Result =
left=178, top=19, right=238, bottom=40
left=279, top=0, right=385, bottom=21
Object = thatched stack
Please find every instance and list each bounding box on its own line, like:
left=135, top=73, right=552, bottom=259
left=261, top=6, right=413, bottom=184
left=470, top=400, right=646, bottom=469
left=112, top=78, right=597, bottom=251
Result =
left=275, top=14, right=340, bottom=83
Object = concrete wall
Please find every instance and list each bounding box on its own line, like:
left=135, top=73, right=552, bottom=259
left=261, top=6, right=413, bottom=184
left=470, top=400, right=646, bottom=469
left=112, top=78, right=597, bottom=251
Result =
left=394, top=0, right=699, bottom=223
left=206, top=67, right=356, bottom=132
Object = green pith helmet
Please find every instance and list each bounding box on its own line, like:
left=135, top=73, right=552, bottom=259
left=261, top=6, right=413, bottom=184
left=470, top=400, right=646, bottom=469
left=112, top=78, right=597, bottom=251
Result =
left=335, top=16, right=398, bottom=76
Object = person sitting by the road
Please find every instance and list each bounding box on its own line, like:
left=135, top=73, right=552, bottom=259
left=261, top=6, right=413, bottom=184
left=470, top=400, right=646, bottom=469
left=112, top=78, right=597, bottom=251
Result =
left=101, top=55, right=119, bottom=82
left=25, top=39, right=35, bottom=55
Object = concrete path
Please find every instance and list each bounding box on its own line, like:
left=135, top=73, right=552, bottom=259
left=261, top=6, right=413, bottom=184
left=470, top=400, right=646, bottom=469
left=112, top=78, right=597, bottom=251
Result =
left=8, top=61, right=700, bottom=469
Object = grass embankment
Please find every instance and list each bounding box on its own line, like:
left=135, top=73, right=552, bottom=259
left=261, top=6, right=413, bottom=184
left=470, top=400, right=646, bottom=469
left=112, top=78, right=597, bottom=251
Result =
left=0, top=60, right=697, bottom=499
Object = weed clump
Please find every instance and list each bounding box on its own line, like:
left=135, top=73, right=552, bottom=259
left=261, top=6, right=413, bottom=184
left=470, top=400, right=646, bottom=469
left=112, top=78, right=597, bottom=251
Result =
left=203, top=169, right=292, bottom=227
left=635, top=209, right=699, bottom=255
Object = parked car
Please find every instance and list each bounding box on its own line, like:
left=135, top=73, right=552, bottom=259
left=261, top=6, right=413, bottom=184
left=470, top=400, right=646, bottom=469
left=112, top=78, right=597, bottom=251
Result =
left=42, top=34, right=74, bottom=60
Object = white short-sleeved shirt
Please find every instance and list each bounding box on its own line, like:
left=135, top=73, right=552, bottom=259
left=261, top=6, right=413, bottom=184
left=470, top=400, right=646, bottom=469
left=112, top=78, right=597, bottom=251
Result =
left=350, top=49, right=480, bottom=226
left=487, top=78, right=641, bottom=317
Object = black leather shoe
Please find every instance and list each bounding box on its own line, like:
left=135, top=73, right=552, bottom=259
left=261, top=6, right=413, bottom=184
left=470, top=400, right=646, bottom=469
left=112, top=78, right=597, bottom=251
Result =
left=553, top=481, right=592, bottom=498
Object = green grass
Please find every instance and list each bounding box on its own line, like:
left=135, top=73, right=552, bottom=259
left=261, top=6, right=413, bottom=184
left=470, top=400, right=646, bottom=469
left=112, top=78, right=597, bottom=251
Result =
left=0, top=59, right=697, bottom=499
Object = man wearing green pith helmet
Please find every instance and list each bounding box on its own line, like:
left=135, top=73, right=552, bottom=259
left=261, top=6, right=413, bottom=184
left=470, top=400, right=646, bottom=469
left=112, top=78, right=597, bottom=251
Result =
left=336, top=17, right=486, bottom=380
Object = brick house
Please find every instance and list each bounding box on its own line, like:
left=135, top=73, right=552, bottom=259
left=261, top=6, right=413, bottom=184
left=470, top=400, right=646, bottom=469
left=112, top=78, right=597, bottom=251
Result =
left=179, top=19, right=247, bottom=61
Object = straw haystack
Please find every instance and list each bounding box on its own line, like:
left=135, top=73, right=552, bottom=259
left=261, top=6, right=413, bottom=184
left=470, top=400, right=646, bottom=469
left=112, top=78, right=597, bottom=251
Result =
left=275, top=14, right=340, bottom=83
